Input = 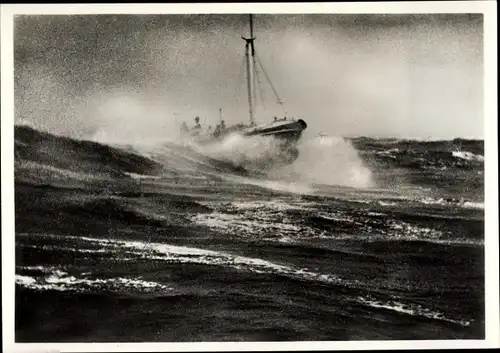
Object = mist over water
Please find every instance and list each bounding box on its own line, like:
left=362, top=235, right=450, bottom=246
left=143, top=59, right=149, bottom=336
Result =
left=88, top=96, right=182, bottom=145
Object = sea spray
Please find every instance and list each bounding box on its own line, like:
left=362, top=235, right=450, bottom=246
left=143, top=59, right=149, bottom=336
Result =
left=192, top=132, right=293, bottom=170
left=85, top=90, right=186, bottom=146
left=268, top=135, right=375, bottom=189
left=188, top=131, right=375, bottom=192
left=90, top=124, right=376, bottom=192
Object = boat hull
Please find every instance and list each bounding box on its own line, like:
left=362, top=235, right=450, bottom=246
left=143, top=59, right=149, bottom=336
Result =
left=190, top=119, right=306, bottom=145
left=243, top=119, right=307, bottom=140
left=184, top=118, right=307, bottom=169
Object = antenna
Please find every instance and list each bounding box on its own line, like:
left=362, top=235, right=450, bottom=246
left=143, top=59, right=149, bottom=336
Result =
left=219, top=108, right=222, bottom=124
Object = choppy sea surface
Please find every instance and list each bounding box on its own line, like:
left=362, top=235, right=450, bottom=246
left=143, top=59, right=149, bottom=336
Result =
left=14, top=125, right=484, bottom=342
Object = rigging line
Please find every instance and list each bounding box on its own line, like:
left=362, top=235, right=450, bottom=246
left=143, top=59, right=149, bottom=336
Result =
left=255, top=53, right=286, bottom=114
left=234, top=53, right=246, bottom=100
left=235, top=54, right=245, bottom=94
left=253, top=59, right=266, bottom=109
left=252, top=56, right=257, bottom=114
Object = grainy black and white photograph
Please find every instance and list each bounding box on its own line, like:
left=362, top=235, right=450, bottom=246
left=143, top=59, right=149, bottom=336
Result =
left=2, top=1, right=499, bottom=350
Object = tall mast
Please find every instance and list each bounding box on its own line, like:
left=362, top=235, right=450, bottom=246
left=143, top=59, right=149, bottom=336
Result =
left=242, top=14, right=256, bottom=126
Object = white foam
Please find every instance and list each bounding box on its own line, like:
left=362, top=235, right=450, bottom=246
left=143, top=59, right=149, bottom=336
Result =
left=357, top=296, right=472, bottom=327
left=317, top=212, right=353, bottom=223
left=223, top=174, right=315, bottom=195
left=367, top=212, right=386, bottom=216
left=229, top=199, right=309, bottom=212
left=19, top=265, right=54, bottom=272
left=190, top=200, right=481, bottom=245
left=191, top=199, right=320, bottom=240
left=124, top=172, right=161, bottom=180
left=17, top=161, right=105, bottom=181
left=452, top=150, right=484, bottom=162
left=351, top=199, right=372, bottom=204
left=21, top=244, right=109, bottom=254
left=417, top=197, right=485, bottom=210
left=374, top=148, right=399, bottom=159
left=462, top=201, right=485, bottom=210
left=15, top=275, right=36, bottom=286
left=191, top=212, right=304, bottom=238
left=378, top=200, right=397, bottom=206
left=40, top=235, right=345, bottom=287
left=419, top=197, right=447, bottom=206
left=386, top=220, right=444, bottom=241
left=15, top=266, right=172, bottom=293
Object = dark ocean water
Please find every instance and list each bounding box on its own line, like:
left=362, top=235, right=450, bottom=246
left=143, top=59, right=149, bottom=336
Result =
left=14, top=125, right=485, bottom=342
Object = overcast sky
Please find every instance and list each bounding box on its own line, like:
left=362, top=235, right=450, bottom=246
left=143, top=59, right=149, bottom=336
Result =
left=14, top=13, right=483, bottom=140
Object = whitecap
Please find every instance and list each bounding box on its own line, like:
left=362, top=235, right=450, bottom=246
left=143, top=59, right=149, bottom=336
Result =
left=357, top=296, right=472, bottom=327
left=452, top=151, right=484, bottom=162
left=462, top=201, right=484, bottom=210
left=15, top=266, right=172, bottom=293
left=124, top=172, right=161, bottom=180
